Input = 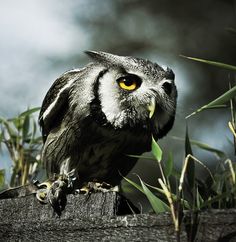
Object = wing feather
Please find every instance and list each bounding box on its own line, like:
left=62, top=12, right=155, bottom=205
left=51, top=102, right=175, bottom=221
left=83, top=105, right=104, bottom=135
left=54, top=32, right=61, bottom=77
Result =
left=39, top=70, right=80, bottom=142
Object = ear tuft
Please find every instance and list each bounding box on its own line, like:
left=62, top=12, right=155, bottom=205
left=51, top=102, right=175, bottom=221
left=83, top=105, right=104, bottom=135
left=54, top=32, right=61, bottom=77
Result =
left=84, top=50, right=126, bottom=67
left=84, top=50, right=101, bottom=60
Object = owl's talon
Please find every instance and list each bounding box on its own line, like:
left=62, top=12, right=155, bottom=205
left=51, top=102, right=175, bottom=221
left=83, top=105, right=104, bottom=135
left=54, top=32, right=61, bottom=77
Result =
left=47, top=177, right=68, bottom=215
left=35, top=171, right=79, bottom=216
left=79, top=187, right=90, bottom=195
left=35, top=181, right=52, bottom=204
left=36, top=190, right=48, bottom=204
left=80, top=182, right=119, bottom=194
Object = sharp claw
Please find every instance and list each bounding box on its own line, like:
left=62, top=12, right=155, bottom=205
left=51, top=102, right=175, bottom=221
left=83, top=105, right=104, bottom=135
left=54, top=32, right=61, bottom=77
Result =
left=36, top=189, right=49, bottom=204
left=38, top=181, right=52, bottom=189
left=35, top=181, right=52, bottom=204
left=79, top=187, right=90, bottom=195
left=79, top=182, right=118, bottom=194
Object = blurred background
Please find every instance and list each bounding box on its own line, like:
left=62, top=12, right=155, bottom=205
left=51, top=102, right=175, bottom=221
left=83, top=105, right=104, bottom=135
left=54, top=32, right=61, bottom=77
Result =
left=0, top=0, right=235, bottom=209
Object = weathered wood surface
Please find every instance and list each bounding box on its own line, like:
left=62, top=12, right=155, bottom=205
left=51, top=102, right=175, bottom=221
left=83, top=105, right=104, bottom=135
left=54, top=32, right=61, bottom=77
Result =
left=0, top=191, right=236, bottom=242
left=194, top=209, right=236, bottom=242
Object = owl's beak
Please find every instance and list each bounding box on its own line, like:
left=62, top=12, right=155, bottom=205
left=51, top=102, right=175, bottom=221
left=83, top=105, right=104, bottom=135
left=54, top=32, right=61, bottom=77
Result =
left=147, top=97, right=156, bottom=118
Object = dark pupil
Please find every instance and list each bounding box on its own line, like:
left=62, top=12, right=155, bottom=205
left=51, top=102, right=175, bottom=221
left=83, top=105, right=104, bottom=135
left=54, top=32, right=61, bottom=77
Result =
left=124, top=78, right=134, bottom=86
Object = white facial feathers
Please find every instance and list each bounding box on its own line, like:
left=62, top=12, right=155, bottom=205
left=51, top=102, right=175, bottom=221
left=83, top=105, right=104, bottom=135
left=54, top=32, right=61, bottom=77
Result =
left=97, top=65, right=176, bottom=129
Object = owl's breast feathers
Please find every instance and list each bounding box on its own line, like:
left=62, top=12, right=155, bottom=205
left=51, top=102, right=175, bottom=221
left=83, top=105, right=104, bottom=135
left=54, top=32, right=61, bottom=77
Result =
left=76, top=119, right=150, bottom=185
left=42, top=114, right=150, bottom=186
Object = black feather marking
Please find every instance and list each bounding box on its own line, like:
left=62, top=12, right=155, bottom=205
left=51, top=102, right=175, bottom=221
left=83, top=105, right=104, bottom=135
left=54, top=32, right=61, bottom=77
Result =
left=89, top=69, right=109, bottom=125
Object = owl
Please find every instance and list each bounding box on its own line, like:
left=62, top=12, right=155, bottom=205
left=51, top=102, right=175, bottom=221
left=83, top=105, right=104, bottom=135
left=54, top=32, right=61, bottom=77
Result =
left=37, top=51, right=177, bottom=211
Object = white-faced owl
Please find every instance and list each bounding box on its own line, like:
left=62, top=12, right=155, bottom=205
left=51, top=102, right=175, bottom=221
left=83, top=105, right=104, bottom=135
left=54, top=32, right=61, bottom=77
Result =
left=38, top=51, right=177, bottom=202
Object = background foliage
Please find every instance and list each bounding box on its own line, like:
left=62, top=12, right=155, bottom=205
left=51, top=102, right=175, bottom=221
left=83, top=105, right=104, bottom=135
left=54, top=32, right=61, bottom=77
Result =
left=0, top=108, right=42, bottom=189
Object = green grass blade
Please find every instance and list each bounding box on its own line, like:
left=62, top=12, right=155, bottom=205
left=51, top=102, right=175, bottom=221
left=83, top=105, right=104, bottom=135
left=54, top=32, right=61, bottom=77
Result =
left=146, top=183, right=191, bottom=209
left=151, top=136, right=163, bottom=162
left=19, top=107, right=40, bottom=117
left=181, top=55, right=236, bottom=71
left=145, top=183, right=165, bottom=194
left=127, top=154, right=156, bottom=161
left=204, top=105, right=227, bottom=109
left=196, top=186, right=204, bottom=209
left=185, top=126, right=195, bottom=192
left=0, top=169, right=5, bottom=188
left=200, top=190, right=236, bottom=209
left=138, top=177, right=170, bottom=213
left=191, top=140, right=226, bottom=159
left=172, top=136, right=226, bottom=159
left=164, top=152, right=174, bottom=178
left=226, top=27, right=236, bottom=35
left=186, top=85, right=236, bottom=118
left=123, top=176, right=169, bottom=213
left=225, top=159, right=235, bottom=185
left=22, top=115, right=30, bottom=142
left=11, top=116, right=23, bottom=130
left=31, top=120, right=37, bottom=140
left=229, top=82, right=236, bottom=154
left=0, top=118, right=18, bottom=138
left=123, top=176, right=144, bottom=193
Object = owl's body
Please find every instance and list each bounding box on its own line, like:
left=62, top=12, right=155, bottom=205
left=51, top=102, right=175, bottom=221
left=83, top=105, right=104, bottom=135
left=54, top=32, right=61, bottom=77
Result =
left=39, top=51, right=177, bottom=188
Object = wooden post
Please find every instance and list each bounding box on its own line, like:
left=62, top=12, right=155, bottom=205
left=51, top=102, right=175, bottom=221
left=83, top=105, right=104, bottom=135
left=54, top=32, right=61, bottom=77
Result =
left=0, top=191, right=236, bottom=241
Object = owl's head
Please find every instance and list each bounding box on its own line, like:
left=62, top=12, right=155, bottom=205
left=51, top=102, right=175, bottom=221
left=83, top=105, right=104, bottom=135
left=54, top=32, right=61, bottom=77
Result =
left=73, top=51, right=177, bottom=139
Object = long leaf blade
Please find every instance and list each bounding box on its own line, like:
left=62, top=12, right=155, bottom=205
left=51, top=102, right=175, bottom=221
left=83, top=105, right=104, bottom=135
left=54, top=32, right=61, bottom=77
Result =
left=226, top=27, right=236, bottom=35
left=23, top=115, right=30, bottom=142
left=172, top=136, right=226, bottom=159
left=151, top=136, right=163, bottom=162
left=181, top=55, right=236, bottom=71
left=186, top=86, right=236, bottom=118
left=124, top=176, right=169, bottom=213
left=185, top=126, right=195, bottom=193
left=123, top=176, right=144, bottom=193
left=19, top=107, right=40, bottom=117
left=138, top=177, right=170, bottom=213
left=0, top=169, right=5, bottom=189
left=127, top=154, right=156, bottom=161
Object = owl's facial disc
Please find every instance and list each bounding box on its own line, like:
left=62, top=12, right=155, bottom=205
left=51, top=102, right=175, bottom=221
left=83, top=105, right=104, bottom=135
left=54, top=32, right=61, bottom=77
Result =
left=91, top=53, right=177, bottom=138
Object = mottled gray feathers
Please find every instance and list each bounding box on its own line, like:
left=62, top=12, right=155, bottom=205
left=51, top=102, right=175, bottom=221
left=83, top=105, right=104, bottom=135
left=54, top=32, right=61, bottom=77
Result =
left=39, top=51, right=177, bottom=186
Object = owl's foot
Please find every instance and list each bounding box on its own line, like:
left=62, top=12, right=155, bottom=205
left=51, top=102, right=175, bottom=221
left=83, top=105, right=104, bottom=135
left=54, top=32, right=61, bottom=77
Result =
left=80, top=182, right=119, bottom=195
left=34, top=180, right=52, bottom=204
left=34, top=170, right=78, bottom=216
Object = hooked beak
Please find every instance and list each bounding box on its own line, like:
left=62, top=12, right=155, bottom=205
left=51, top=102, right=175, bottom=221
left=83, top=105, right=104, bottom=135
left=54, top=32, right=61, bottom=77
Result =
left=147, top=97, right=156, bottom=119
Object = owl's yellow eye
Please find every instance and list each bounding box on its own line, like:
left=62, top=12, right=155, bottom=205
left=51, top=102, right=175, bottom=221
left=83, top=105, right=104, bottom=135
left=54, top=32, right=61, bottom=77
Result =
left=117, top=75, right=141, bottom=91
left=119, top=79, right=137, bottom=91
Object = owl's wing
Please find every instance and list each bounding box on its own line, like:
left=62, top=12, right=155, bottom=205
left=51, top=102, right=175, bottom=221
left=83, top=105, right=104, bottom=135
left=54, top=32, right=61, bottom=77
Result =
left=39, top=70, right=80, bottom=142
